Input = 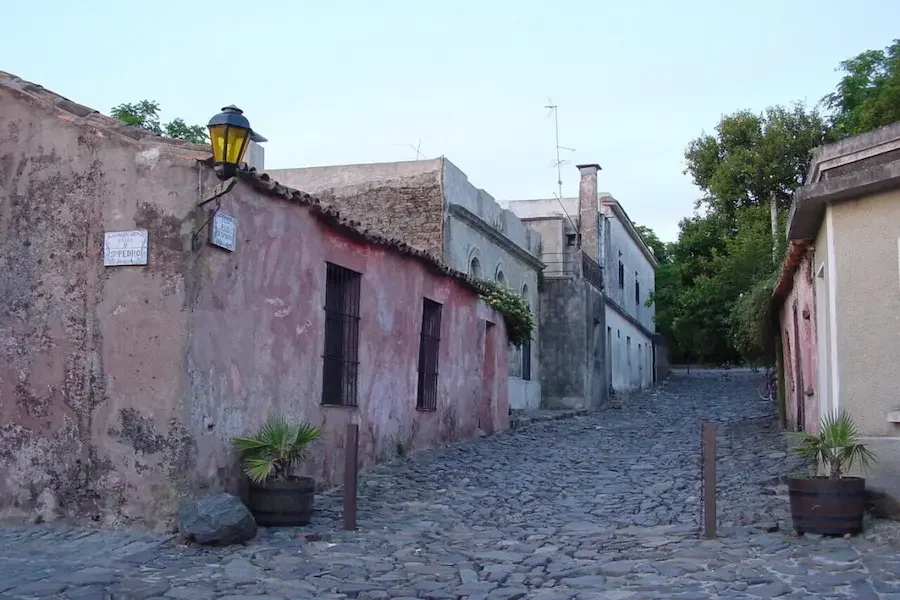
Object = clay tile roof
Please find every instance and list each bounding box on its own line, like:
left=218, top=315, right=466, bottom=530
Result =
left=235, top=164, right=483, bottom=292
left=0, top=70, right=483, bottom=294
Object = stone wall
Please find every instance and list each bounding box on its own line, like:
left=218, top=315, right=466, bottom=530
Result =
left=268, top=166, right=445, bottom=258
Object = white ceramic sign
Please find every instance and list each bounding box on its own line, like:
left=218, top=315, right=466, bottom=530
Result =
left=103, top=230, right=148, bottom=266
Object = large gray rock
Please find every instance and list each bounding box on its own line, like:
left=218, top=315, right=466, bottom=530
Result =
left=179, top=493, right=257, bottom=545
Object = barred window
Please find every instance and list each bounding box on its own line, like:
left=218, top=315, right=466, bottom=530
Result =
left=417, top=299, right=442, bottom=410
left=322, top=263, right=361, bottom=407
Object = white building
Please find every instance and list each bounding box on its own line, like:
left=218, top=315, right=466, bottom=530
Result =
left=509, top=164, right=658, bottom=399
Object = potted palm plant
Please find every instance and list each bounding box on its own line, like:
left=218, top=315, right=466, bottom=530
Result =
left=232, top=415, right=323, bottom=527
left=788, top=410, right=876, bottom=536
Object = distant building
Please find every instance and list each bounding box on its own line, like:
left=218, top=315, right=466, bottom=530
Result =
left=269, top=159, right=545, bottom=411
left=774, top=121, right=900, bottom=516
left=509, top=164, right=659, bottom=406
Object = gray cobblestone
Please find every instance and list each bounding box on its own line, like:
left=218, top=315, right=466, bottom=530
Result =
left=3, top=371, right=900, bottom=598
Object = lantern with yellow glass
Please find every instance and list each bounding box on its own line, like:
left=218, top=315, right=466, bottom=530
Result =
left=207, top=105, right=253, bottom=180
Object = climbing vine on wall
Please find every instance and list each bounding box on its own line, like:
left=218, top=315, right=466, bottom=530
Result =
left=475, top=279, right=534, bottom=348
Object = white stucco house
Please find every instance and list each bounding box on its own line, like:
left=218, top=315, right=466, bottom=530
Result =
left=509, top=164, right=658, bottom=400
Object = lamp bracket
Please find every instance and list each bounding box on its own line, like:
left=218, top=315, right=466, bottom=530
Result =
left=192, top=177, right=236, bottom=251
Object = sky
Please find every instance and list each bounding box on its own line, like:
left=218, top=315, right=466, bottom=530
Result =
left=2, top=1, right=898, bottom=241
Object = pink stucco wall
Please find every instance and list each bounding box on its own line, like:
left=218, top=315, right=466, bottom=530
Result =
left=778, top=249, right=819, bottom=433
left=187, top=184, right=509, bottom=495
left=0, top=75, right=508, bottom=530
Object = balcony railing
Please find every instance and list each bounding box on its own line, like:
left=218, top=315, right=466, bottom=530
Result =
left=541, top=251, right=604, bottom=291
left=542, top=251, right=580, bottom=277
left=581, top=252, right=604, bottom=291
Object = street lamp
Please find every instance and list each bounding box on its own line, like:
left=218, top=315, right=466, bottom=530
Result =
left=207, top=105, right=253, bottom=180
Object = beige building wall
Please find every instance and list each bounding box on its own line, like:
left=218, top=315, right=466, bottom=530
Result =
left=813, top=212, right=834, bottom=424
left=830, top=188, right=900, bottom=513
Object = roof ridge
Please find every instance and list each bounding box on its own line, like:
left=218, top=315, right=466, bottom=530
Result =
left=235, top=165, right=485, bottom=294
left=0, top=70, right=209, bottom=154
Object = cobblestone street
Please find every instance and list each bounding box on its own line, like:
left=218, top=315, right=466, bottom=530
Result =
left=3, top=370, right=900, bottom=599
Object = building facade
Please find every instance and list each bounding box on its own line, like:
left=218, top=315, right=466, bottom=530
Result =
left=598, top=195, right=658, bottom=393
left=509, top=165, right=659, bottom=405
left=269, top=159, right=545, bottom=411
left=0, top=72, right=509, bottom=529
left=774, top=121, right=900, bottom=516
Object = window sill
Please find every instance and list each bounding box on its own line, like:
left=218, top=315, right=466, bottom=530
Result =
left=321, top=403, right=358, bottom=409
left=415, top=407, right=437, bottom=413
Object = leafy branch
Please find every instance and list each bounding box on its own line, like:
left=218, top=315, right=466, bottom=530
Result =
left=110, top=100, right=208, bottom=144
left=475, top=278, right=534, bottom=347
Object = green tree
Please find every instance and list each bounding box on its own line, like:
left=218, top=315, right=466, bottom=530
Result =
left=634, top=224, right=670, bottom=264
left=684, top=104, right=829, bottom=219
left=110, top=101, right=208, bottom=144
left=824, top=39, right=900, bottom=139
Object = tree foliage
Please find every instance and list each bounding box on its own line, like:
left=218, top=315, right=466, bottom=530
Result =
left=634, top=224, right=670, bottom=264
left=653, top=40, right=900, bottom=366
left=684, top=104, right=829, bottom=217
left=824, top=39, right=900, bottom=139
left=110, top=100, right=208, bottom=144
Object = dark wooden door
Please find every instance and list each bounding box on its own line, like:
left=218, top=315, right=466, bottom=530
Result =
left=792, top=303, right=805, bottom=432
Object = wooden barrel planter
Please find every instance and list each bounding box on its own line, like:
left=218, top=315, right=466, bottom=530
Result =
left=788, top=476, right=865, bottom=536
left=248, top=476, right=315, bottom=527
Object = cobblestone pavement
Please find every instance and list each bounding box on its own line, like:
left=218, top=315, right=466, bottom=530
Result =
left=3, top=370, right=900, bottom=599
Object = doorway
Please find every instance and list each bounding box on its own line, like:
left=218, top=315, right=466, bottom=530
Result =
left=792, top=303, right=805, bottom=432
left=478, top=321, right=496, bottom=434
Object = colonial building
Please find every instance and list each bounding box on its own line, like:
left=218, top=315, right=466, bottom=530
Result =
left=774, top=121, right=900, bottom=516
left=0, top=72, right=510, bottom=529
left=509, top=164, right=659, bottom=406
left=269, top=159, right=545, bottom=411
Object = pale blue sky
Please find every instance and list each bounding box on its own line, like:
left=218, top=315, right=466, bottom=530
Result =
left=3, top=1, right=898, bottom=240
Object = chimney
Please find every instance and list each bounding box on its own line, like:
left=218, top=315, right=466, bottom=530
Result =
left=577, top=163, right=601, bottom=261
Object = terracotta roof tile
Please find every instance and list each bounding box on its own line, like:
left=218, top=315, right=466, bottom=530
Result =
left=235, top=165, right=482, bottom=292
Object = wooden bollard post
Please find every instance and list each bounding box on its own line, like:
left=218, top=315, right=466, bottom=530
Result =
left=343, top=423, right=359, bottom=531
left=702, top=422, right=717, bottom=539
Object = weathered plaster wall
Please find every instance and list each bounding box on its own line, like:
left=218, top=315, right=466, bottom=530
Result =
left=0, top=81, right=210, bottom=529
left=601, top=211, right=656, bottom=333
left=0, top=87, right=509, bottom=529
left=778, top=250, right=819, bottom=434
left=538, top=278, right=585, bottom=409
left=440, top=161, right=543, bottom=411
left=537, top=278, right=606, bottom=410
left=606, top=305, right=653, bottom=393
left=188, top=185, right=509, bottom=495
left=441, top=160, right=541, bottom=262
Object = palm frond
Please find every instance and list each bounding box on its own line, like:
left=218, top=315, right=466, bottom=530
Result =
left=233, top=415, right=324, bottom=482
left=791, top=409, right=876, bottom=477
left=232, top=436, right=271, bottom=455
left=243, top=456, right=277, bottom=484
left=259, top=415, right=295, bottom=457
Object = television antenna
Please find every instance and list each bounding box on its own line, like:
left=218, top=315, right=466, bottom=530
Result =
left=389, top=137, right=426, bottom=160
left=545, top=99, right=577, bottom=230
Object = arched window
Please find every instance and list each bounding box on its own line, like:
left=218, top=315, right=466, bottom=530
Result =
left=495, top=268, right=505, bottom=284
left=469, top=256, right=482, bottom=278
left=521, top=284, right=529, bottom=302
